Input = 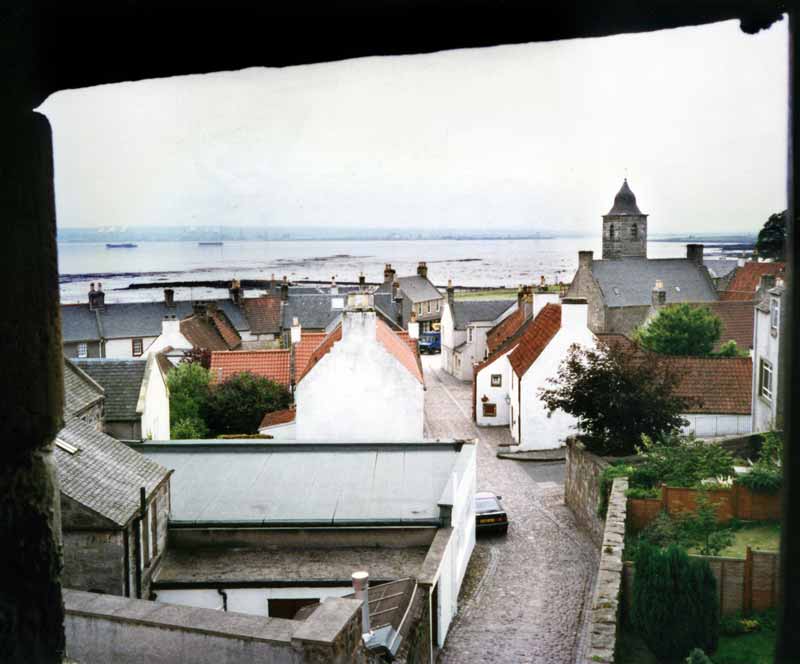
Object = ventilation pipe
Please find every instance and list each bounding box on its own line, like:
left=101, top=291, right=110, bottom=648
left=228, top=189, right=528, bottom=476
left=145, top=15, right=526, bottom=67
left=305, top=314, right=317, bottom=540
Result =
left=351, top=571, right=372, bottom=640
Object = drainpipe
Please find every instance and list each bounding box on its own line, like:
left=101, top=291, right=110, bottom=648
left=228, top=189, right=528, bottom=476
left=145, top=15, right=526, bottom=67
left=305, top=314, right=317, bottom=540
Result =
left=352, top=571, right=372, bottom=642
left=123, top=528, right=130, bottom=597
left=217, top=588, right=228, bottom=611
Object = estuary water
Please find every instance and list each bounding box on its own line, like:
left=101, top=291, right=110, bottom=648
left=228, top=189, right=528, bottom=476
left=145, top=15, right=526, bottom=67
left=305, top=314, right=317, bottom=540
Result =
left=58, top=237, right=720, bottom=304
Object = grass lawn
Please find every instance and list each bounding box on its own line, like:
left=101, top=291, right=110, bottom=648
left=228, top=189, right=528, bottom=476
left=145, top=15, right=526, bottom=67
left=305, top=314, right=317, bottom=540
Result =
left=712, top=630, right=776, bottom=664
left=689, top=522, right=781, bottom=558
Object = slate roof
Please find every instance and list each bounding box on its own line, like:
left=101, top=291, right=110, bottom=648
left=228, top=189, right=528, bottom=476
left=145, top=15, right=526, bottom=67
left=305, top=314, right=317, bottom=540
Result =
left=73, top=358, right=147, bottom=422
left=282, top=294, right=343, bottom=330
left=259, top=407, right=296, bottom=430
left=63, top=358, right=105, bottom=418
left=374, top=292, right=402, bottom=328
left=452, top=300, right=515, bottom=330
left=376, top=275, right=442, bottom=303
left=179, top=315, right=231, bottom=352
left=508, top=304, right=562, bottom=377
left=243, top=295, right=282, bottom=335
left=703, top=257, right=740, bottom=280
left=591, top=257, right=718, bottom=308
left=607, top=179, right=643, bottom=215
left=55, top=418, right=170, bottom=527
left=487, top=307, right=525, bottom=354
left=664, top=356, right=753, bottom=415
left=209, top=349, right=292, bottom=387
left=60, top=298, right=250, bottom=342
left=720, top=262, right=786, bottom=301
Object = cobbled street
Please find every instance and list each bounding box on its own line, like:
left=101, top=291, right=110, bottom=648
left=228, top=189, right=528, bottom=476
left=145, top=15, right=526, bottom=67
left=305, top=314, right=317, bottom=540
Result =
left=422, top=355, right=598, bottom=664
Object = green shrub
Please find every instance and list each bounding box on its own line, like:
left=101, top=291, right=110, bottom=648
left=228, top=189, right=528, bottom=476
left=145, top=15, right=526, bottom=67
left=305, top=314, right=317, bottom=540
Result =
left=686, top=649, right=714, bottom=664
left=636, top=434, right=736, bottom=488
left=168, top=362, right=211, bottom=432
left=171, top=416, right=208, bottom=439
left=625, top=486, right=660, bottom=500
left=736, top=432, right=783, bottom=494
left=631, top=544, right=719, bottom=660
left=720, top=614, right=762, bottom=636
left=679, top=492, right=735, bottom=556
left=203, top=371, right=292, bottom=436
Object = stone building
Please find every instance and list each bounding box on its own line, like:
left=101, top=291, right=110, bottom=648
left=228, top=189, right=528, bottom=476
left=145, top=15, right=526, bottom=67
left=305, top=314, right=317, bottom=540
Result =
left=566, top=180, right=718, bottom=335
left=55, top=418, right=171, bottom=599
left=376, top=262, right=444, bottom=333
left=63, top=357, right=105, bottom=431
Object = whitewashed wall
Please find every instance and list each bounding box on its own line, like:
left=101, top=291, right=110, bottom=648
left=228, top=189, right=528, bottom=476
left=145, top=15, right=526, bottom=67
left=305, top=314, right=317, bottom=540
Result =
left=145, top=320, right=191, bottom=357
left=475, top=351, right=515, bottom=426
left=681, top=414, right=752, bottom=438
left=295, top=311, right=424, bottom=442
left=140, top=357, right=170, bottom=440
left=512, top=304, right=596, bottom=452
left=105, top=336, right=158, bottom=359
left=752, top=303, right=778, bottom=433
left=155, top=586, right=352, bottom=617
left=258, top=422, right=296, bottom=439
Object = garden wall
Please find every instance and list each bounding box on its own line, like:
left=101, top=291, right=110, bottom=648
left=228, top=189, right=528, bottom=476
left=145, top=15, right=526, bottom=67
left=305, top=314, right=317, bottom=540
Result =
left=622, top=548, right=782, bottom=617
left=585, top=477, right=628, bottom=664
left=627, top=484, right=781, bottom=532
left=565, top=438, right=611, bottom=547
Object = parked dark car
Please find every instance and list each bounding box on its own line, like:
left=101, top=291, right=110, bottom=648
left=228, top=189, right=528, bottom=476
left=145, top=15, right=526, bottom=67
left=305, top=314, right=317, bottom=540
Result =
left=418, top=331, right=441, bottom=354
left=475, top=491, right=508, bottom=535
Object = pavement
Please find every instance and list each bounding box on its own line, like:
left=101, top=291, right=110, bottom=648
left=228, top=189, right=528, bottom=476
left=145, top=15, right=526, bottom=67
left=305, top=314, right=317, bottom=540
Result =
left=422, top=355, right=598, bottom=664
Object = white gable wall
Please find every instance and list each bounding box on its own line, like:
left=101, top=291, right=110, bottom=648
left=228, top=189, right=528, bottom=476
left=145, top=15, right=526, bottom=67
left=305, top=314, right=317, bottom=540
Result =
left=752, top=300, right=779, bottom=432
left=295, top=311, right=424, bottom=442
left=139, top=357, right=170, bottom=440
left=105, top=336, right=158, bottom=359
left=475, top=349, right=516, bottom=426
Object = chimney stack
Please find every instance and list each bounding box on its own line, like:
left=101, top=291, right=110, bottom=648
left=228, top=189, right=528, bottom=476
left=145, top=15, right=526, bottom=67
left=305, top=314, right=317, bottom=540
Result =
left=290, top=316, right=302, bottom=345
left=651, top=279, right=666, bottom=307
left=539, top=275, right=546, bottom=290
left=516, top=284, right=525, bottom=309
left=408, top=311, right=420, bottom=340
left=383, top=263, right=396, bottom=284
left=686, top=244, right=704, bottom=266
left=392, top=280, right=401, bottom=302
left=358, top=272, right=366, bottom=289
left=88, top=282, right=105, bottom=311
left=164, top=288, right=175, bottom=307
left=578, top=251, right=594, bottom=270
left=229, top=279, right=243, bottom=306
left=351, top=571, right=372, bottom=639
left=280, top=276, right=289, bottom=302
left=417, top=261, right=428, bottom=279
left=560, top=297, right=589, bottom=330
left=446, top=279, right=455, bottom=310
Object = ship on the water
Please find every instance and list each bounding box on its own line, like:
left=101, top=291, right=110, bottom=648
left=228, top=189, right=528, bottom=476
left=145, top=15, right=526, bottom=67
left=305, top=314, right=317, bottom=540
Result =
left=106, top=243, right=138, bottom=248
left=198, top=241, right=224, bottom=246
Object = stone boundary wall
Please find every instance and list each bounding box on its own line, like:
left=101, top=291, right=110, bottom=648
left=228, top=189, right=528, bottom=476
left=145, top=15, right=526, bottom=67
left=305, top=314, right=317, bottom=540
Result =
left=622, top=548, right=782, bottom=617
left=565, top=438, right=611, bottom=547
left=585, top=477, right=628, bottom=664
left=64, top=589, right=372, bottom=664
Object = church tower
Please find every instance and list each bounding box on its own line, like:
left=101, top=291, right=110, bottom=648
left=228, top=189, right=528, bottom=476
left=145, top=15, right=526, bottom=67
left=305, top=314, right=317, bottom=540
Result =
left=602, top=179, right=647, bottom=259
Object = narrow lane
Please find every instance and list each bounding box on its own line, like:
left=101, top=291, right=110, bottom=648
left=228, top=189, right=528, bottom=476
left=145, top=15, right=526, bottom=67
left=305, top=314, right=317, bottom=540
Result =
left=422, top=355, right=598, bottom=664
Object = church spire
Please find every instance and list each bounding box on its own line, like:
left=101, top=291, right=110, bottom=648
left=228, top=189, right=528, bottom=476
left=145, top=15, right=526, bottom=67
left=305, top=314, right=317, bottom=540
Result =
left=607, top=178, right=643, bottom=216
left=602, top=178, right=648, bottom=259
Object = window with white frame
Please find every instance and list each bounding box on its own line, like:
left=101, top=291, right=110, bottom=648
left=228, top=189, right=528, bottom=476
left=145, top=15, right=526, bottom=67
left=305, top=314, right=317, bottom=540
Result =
left=467, top=327, right=473, bottom=342
left=77, top=342, right=88, bottom=358
left=770, top=297, right=780, bottom=335
left=132, top=338, right=144, bottom=356
left=759, top=358, right=774, bottom=402
left=427, top=300, right=432, bottom=314
left=491, top=374, right=502, bottom=387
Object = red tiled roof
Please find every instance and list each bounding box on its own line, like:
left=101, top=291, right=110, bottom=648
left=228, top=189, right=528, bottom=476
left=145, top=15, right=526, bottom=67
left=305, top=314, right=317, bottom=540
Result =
left=208, top=309, right=242, bottom=349
left=487, top=308, right=525, bottom=354
left=209, top=349, right=291, bottom=387
left=294, top=332, right=328, bottom=378
left=664, top=356, right=753, bottom=414
left=377, top=320, right=424, bottom=384
left=297, top=326, right=342, bottom=383
left=596, top=334, right=752, bottom=415
left=180, top=315, right=230, bottom=351
left=508, top=304, right=562, bottom=377
left=259, top=407, right=296, bottom=429
left=243, top=296, right=282, bottom=335
left=297, top=319, right=424, bottom=384
left=720, top=262, right=785, bottom=301
left=704, top=301, right=755, bottom=350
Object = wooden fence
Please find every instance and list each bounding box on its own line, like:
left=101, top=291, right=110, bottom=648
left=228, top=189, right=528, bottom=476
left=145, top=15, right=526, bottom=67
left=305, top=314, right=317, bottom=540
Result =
left=622, top=547, right=781, bottom=617
left=627, top=484, right=781, bottom=532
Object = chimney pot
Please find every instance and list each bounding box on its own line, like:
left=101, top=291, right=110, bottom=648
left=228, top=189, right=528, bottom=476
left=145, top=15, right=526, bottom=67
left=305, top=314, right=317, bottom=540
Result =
left=686, top=243, right=704, bottom=266
left=164, top=288, right=175, bottom=307
left=652, top=280, right=666, bottom=307
left=417, top=261, right=428, bottom=279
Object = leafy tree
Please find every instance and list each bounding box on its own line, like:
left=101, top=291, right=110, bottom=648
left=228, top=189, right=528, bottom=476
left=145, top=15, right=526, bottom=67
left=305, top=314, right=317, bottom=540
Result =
left=167, top=362, right=211, bottom=437
left=679, top=492, right=734, bottom=556
left=634, top=304, right=722, bottom=356
left=712, top=340, right=748, bottom=358
left=634, top=434, right=736, bottom=489
left=755, top=210, right=787, bottom=261
left=631, top=544, right=719, bottom=660
left=539, top=343, right=689, bottom=455
left=203, top=371, right=292, bottom=436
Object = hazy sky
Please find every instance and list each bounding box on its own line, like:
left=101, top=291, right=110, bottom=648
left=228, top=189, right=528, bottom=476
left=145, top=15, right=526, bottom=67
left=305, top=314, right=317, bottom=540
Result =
left=41, top=18, right=788, bottom=236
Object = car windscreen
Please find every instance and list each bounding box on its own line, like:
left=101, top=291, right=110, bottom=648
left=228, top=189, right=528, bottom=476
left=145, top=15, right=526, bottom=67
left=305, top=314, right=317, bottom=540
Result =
left=475, top=497, right=499, bottom=512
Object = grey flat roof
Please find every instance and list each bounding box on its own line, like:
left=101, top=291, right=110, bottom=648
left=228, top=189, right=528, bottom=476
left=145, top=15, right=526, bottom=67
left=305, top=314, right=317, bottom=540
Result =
left=155, top=546, right=428, bottom=586
left=136, top=441, right=471, bottom=526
